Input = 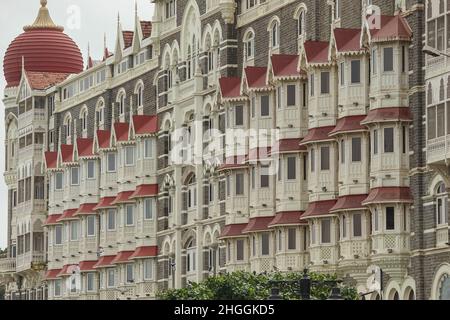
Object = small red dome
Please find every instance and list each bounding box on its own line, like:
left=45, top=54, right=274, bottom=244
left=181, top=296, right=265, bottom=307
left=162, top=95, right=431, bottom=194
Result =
left=3, top=1, right=83, bottom=87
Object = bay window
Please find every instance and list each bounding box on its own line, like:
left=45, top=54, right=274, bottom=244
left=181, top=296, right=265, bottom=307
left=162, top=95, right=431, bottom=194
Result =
left=144, top=198, right=153, bottom=220
left=87, top=215, right=96, bottom=237
left=144, top=259, right=153, bottom=280
left=125, top=205, right=134, bottom=226
left=321, top=219, right=331, bottom=243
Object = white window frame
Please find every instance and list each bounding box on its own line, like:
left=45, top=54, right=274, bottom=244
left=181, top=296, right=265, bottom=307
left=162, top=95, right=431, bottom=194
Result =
left=144, top=198, right=153, bottom=220
left=86, top=215, right=96, bottom=237
left=125, top=204, right=135, bottom=226
left=71, top=167, right=80, bottom=186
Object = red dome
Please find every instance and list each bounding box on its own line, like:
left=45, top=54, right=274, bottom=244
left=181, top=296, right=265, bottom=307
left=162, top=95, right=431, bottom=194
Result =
left=3, top=1, right=83, bottom=87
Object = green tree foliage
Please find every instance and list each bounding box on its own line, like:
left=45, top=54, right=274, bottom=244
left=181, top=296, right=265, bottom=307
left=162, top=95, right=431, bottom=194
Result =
left=157, top=271, right=359, bottom=300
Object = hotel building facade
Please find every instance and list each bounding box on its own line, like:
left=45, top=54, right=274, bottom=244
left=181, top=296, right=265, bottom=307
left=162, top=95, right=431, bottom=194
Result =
left=0, top=0, right=449, bottom=300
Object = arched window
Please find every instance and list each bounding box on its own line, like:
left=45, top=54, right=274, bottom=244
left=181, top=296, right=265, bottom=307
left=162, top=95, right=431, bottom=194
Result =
left=243, top=29, right=255, bottom=61
left=64, top=114, right=72, bottom=142
left=271, top=22, right=279, bottom=48
left=436, top=181, right=448, bottom=225
left=186, top=238, right=196, bottom=273
left=117, top=91, right=126, bottom=116
left=335, top=0, right=341, bottom=20
left=136, top=84, right=144, bottom=108
left=80, top=108, right=88, bottom=132
left=298, top=10, right=305, bottom=36
left=427, top=0, right=432, bottom=19
left=186, top=174, right=197, bottom=209
left=439, top=0, right=445, bottom=14
left=96, top=99, right=104, bottom=128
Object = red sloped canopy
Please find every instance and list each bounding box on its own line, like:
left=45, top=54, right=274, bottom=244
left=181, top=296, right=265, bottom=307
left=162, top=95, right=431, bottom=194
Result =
left=218, top=223, right=247, bottom=239
left=129, top=246, right=158, bottom=259
left=300, top=126, right=335, bottom=145
left=362, top=187, right=413, bottom=205
left=130, top=184, right=158, bottom=199
left=93, top=255, right=116, bottom=269
left=111, top=251, right=135, bottom=264
left=57, top=209, right=78, bottom=222
left=114, top=122, right=130, bottom=142
left=242, top=217, right=274, bottom=233
left=79, top=260, right=98, bottom=272
left=111, top=191, right=135, bottom=205
left=122, top=31, right=134, bottom=48
left=97, top=130, right=111, bottom=149
left=75, top=203, right=98, bottom=216
left=219, top=77, right=242, bottom=99
left=44, top=151, right=58, bottom=169
left=133, top=115, right=158, bottom=135
left=246, top=147, right=271, bottom=162
left=44, top=214, right=62, bottom=226
left=93, top=197, right=116, bottom=211
left=45, top=269, right=62, bottom=280
left=301, top=199, right=337, bottom=220
left=329, top=115, right=367, bottom=136
left=245, top=67, right=268, bottom=89
left=361, top=107, right=412, bottom=125
left=271, top=54, right=301, bottom=77
left=77, top=138, right=94, bottom=157
left=369, top=15, right=412, bottom=42
left=330, top=194, right=368, bottom=213
left=60, top=144, right=74, bottom=163
left=333, top=28, right=362, bottom=53
left=268, top=211, right=307, bottom=227
left=270, top=138, right=307, bottom=155
left=304, top=41, right=330, bottom=64
left=218, top=155, right=248, bottom=171
left=58, top=264, right=78, bottom=277
left=26, top=71, right=70, bottom=90
left=140, top=21, right=152, bottom=39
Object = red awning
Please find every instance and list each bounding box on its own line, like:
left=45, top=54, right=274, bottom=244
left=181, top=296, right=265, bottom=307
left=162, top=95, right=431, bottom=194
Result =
left=132, top=115, right=158, bottom=135
left=130, top=184, right=158, bottom=199
left=270, top=139, right=307, bottom=155
left=271, top=54, right=302, bottom=78
left=44, top=214, right=63, bottom=226
left=114, top=122, right=130, bottom=142
left=329, top=115, right=367, bottom=136
left=129, top=246, right=158, bottom=259
left=57, top=209, right=78, bottom=222
left=93, top=255, right=116, bottom=269
left=268, top=211, right=307, bottom=227
left=361, top=107, right=412, bottom=125
left=218, top=224, right=247, bottom=239
left=300, top=126, right=335, bottom=145
left=77, top=138, right=94, bottom=157
left=111, top=251, right=135, bottom=264
left=44, top=151, right=58, bottom=169
left=111, top=191, right=135, bottom=205
left=75, top=203, right=98, bottom=216
left=218, top=155, right=248, bottom=171
left=301, top=199, right=337, bottom=220
left=242, top=216, right=274, bottom=233
left=304, top=41, right=330, bottom=64
left=219, top=77, right=242, bottom=99
left=362, top=187, right=413, bottom=205
left=96, top=130, right=111, bottom=149
left=93, top=197, right=116, bottom=210
left=60, top=144, right=74, bottom=163
left=79, top=260, right=98, bottom=272
left=57, top=264, right=78, bottom=277
left=45, top=269, right=62, bottom=280
left=246, top=147, right=271, bottom=162
left=333, top=28, right=363, bottom=53
left=245, top=66, right=268, bottom=89
left=369, top=15, right=412, bottom=42
left=330, top=194, right=368, bottom=213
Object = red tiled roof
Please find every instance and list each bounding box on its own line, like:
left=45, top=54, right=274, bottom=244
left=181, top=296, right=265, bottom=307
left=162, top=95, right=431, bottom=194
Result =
left=44, top=151, right=58, bottom=169
left=79, top=260, right=98, bottom=272
left=362, top=187, right=413, bottom=205
left=329, top=115, right=367, bottom=136
left=369, top=15, right=412, bottom=42
left=271, top=54, right=301, bottom=77
left=60, top=144, right=74, bottom=163
left=58, top=264, right=78, bottom=277
left=140, top=21, right=152, bottom=39
left=130, top=184, right=158, bottom=199
left=361, top=107, right=412, bottom=124
left=114, top=122, right=130, bottom=142
left=245, top=67, right=268, bottom=89
left=242, top=216, right=274, bottom=233
left=300, top=126, right=335, bottom=145
left=111, top=191, right=135, bottom=205
left=129, top=246, right=158, bottom=259
left=93, top=255, right=116, bottom=269
left=122, top=31, right=134, bottom=48
left=246, top=147, right=271, bottom=162
left=93, top=197, right=116, bottom=210
left=218, top=155, right=247, bottom=171
left=330, top=194, right=368, bottom=213
left=26, top=71, right=70, bottom=90
left=132, top=115, right=158, bottom=135
left=96, top=130, right=111, bottom=149
left=75, top=203, right=98, bottom=216
left=219, top=223, right=248, bottom=239
left=270, top=138, right=307, bottom=155
left=219, top=77, right=242, bottom=99
left=44, top=214, right=62, bottom=226
left=45, top=269, right=62, bottom=280
left=57, top=209, right=78, bottom=222
left=111, top=251, right=134, bottom=264
left=301, top=199, right=338, bottom=219
left=333, top=28, right=362, bottom=53
left=268, top=211, right=307, bottom=227
left=303, top=41, right=330, bottom=64
left=77, top=138, right=94, bottom=157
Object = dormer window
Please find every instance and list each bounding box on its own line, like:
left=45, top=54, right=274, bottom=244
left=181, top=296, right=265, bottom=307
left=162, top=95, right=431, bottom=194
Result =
left=165, top=0, right=176, bottom=19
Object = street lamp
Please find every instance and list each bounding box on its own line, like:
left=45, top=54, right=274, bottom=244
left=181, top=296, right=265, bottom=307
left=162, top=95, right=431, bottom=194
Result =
left=423, top=45, right=450, bottom=58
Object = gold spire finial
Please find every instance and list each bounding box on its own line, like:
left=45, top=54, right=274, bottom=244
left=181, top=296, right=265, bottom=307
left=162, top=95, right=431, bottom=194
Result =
left=24, top=0, right=64, bottom=31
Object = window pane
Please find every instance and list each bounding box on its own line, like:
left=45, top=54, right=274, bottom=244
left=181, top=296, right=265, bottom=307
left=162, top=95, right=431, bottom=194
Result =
left=310, top=148, right=315, bottom=172
left=373, top=130, right=378, bottom=154
left=287, top=157, right=296, bottom=180
left=144, top=139, right=152, bottom=158
left=87, top=216, right=95, bottom=236
left=383, top=47, right=394, bottom=72
left=320, top=72, right=330, bottom=94
left=125, top=147, right=135, bottom=165
left=55, top=225, right=62, bottom=244
left=107, top=154, right=116, bottom=171
left=353, top=214, right=362, bottom=237
left=126, top=264, right=134, bottom=283
left=340, top=62, right=345, bottom=85
left=260, top=166, right=269, bottom=187
left=261, top=95, right=270, bottom=116
left=386, top=207, right=395, bottom=230
left=55, top=173, right=63, bottom=190
left=235, top=105, right=244, bottom=126
left=437, top=104, right=445, bottom=137
left=310, top=74, right=314, bottom=96
left=144, top=259, right=152, bottom=279
left=352, top=137, right=361, bottom=162
left=351, top=60, right=361, bottom=83
left=428, top=107, right=436, bottom=139
left=321, top=219, right=331, bottom=243
left=287, top=85, right=296, bottom=106
left=236, top=240, right=244, bottom=261
left=320, top=146, right=330, bottom=170
left=87, top=161, right=95, bottom=179
left=71, top=167, right=79, bottom=185
left=108, top=210, right=116, bottom=230
left=235, top=173, right=244, bottom=195
left=144, top=198, right=153, bottom=219
left=341, top=140, right=345, bottom=164
left=261, top=233, right=270, bottom=255
left=126, top=205, right=134, bottom=225
left=384, top=128, right=394, bottom=153
left=288, top=228, right=296, bottom=250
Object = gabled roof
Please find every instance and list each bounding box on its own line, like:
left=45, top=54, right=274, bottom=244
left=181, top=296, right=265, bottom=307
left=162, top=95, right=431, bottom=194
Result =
left=140, top=21, right=152, bottom=39
left=26, top=71, right=70, bottom=90
left=96, top=130, right=112, bottom=149
left=44, top=151, right=58, bottom=169
left=333, top=28, right=363, bottom=53
left=244, top=67, right=269, bottom=89
left=58, top=264, right=78, bottom=277
left=113, top=122, right=130, bottom=142
left=270, top=54, right=303, bottom=78
left=122, top=31, right=134, bottom=48
left=132, top=115, right=158, bottom=135
left=303, top=41, right=330, bottom=65
left=219, top=77, right=242, bottom=99
left=369, top=15, right=412, bottom=42
left=76, top=138, right=94, bottom=157
left=129, top=246, right=158, bottom=259
left=60, top=144, right=74, bottom=163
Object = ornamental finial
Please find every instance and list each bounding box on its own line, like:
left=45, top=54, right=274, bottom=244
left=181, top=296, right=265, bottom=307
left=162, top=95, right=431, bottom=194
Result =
left=24, top=0, right=64, bottom=31
left=41, top=0, right=47, bottom=7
